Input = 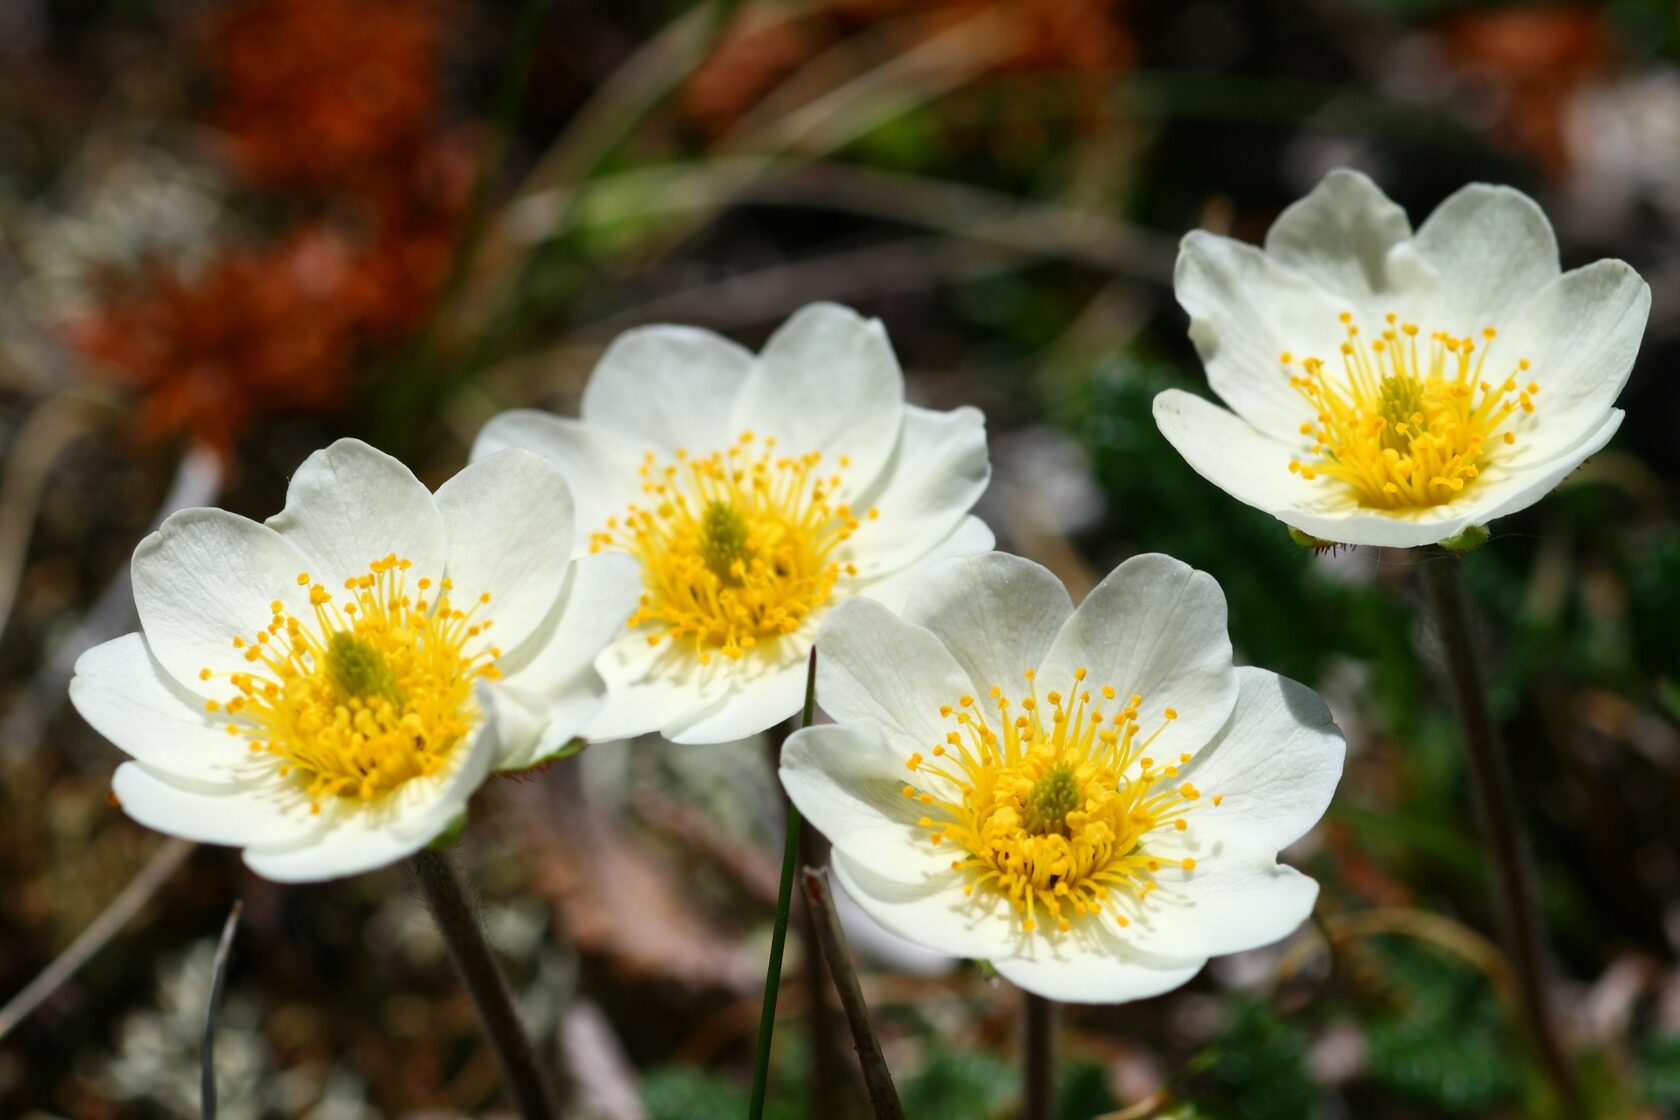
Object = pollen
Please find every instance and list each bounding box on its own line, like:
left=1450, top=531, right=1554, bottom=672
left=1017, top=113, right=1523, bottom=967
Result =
left=899, top=670, right=1220, bottom=938
left=198, top=555, right=498, bottom=808
left=1284, top=312, right=1537, bottom=510
left=588, top=431, right=860, bottom=663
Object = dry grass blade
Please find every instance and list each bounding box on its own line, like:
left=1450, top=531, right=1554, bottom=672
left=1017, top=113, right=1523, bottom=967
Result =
left=800, top=867, right=905, bottom=1120
left=201, top=899, right=244, bottom=1120
left=0, top=836, right=195, bottom=1040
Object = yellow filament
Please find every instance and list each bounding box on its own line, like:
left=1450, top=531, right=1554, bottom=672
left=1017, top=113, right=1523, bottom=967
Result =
left=901, top=667, right=1216, bottom=936
left=589, top=430, right=870, bottom=664
left=1284, top=312, right=1538, bottom=510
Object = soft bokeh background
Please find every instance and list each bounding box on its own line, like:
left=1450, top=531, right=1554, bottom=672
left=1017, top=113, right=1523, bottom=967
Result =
left=2, top=0, right=1679, bottom=1116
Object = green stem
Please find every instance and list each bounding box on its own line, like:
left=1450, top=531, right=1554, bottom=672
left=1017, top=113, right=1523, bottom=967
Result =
left=1022, top=991, right=1056, bottom=1120
left=748, top=648, right=819, bottom=1120
left=1418, top=551, right=1578, bottom=1109
left=410, top=848, right=559, bottom=1120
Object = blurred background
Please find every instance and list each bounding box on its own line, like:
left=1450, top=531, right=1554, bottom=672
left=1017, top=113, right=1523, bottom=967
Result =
left=2, top=0, right=1679, bottom=1116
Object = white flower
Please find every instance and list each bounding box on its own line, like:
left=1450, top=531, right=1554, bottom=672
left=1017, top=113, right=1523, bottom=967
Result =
left=70, top=439, right=639, bottom=881
left=471, top=302, right=994, bottom=745
left=1154, top=169, right=1650, bottom=548
left=779, top=551, right=1344, bottom=1004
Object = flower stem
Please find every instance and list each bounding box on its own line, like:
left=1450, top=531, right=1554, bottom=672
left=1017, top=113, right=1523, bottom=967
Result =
left=1419, top=551, right=1578, bottom=1108
left=748, top=648, right=819, bottom=1120
left=409, top=848, right=558, bottom=1120
left=801, top=867, right=906, bottom=1120
left=1022, top=990, right=1057, bottom=1120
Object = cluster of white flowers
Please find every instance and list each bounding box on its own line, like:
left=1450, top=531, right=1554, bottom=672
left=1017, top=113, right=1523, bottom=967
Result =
left=70, top=172, right=1646, bottom=1003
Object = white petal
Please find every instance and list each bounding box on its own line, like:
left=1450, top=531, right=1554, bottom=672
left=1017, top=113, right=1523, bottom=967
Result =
left=470, top=409, right=645, bottom=545
left=1175, top=667, right=1345, bottom=854
left=435, top=449, right=576, bottom=656
left=530, top=672, right=606, bottom=758
left=856, top=515, right=996, bottom=612
left=242, top=724, right=496, bottom=882
left=1407, top=183, right=1560, bottom=329
left=112, top=762, right=323, bottom=849
left=1152, top=388, right=1320, bottom=519
left=1039, top=554, right=1239, bottom=756
left=71, top=634, right=254, bottom=785
left=585, top=629, right=732, bottom=740
left=833, top=850, right=1013, bottom=962
left=731, top=304, right=905, bottom=495
left=1108, top=855, right=1320, bottom=962
left=266, top=439, right=445, bottom=590
left=993, top=940, right=1205, bottom=1006
left=812, top=596, right=973, bottom=752
left=580, top=324, right=753, bottom=453
left=1263, top=168, right=1414, bottom=308
left=1505, top=259, right=1648, bottom=459
left=131, top=508, right=316, bottom=686
left=499, top=552, right=641, bottom=696
left=780, top=722, right=953, bottom=884
left=1274, top=410, right=1623, bottom=548
left=1479, top=408, right=1625, bottom=524
left=480, top=680, right=548, bottom=772
left=850, top=404, right=990, bottom=577
left=671, top=643, right=812, bottom=744
left=1175, top=231, right=1351, bottom=441
left=902, top=552, right=1072, bottom=700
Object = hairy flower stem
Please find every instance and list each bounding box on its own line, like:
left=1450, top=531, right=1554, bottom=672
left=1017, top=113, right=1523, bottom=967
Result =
left=1420, top=552, right=1578, bottom=1109
left=410, top=848, right=559, bottom=1120
left=1022, top=991, right=1057, bottom=1120
left=749, top=649, right=819, bottom=1120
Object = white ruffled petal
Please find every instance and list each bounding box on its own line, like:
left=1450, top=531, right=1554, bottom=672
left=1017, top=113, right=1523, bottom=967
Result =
left=266, top=439, right=445, bottom=589
left=731, top=304, right=906, bottom=497
left=855, top=515, right=995, bottom=612
left=1407, top=182, right=1560, bottom=329
left=781, top=723, right=953, bottom=885
left=242, top=722, right=496, bottom=882
left=470, top=410, right=645, bottom=546
left=112, top=763, right=322, bottom=849
left=580, top=324, right=753, bottom=454
left=1505, top=260, right=1648, bottom=460
left=902, top=553, right=1072, bottom=701
left=434, top=449, right=576, bottom=657
left=1176, top=230, right=1352, bottom=442
left=1263, top=168, right=1415, bottom=309
left=1106, top=854, right=1320, bottom=962
left=132, top=508, right=316, bottom=687
left=993, top=939, right=1205, bottom=1006
left=499, top=552, right=641, bottom=696
left=1175, top=667, right=1346, bottom=855
left=849, top=404, right=990, bottom=577
left=1039, top=554, right=1239, bottom=757
left=833, top=850, right=1014, bottom=963
left=811, top=597, right=973, bottom=753
left=585, top=629, right=733, bottom=741
left=1152, top=389, right=1315, bottom=520
left=71, top=634, right=254, bottom=785
left=670, top=642, right=812, bottom=744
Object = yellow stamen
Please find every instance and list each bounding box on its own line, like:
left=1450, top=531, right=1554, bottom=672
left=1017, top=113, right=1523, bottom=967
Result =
left=589, top=432, right=858, bottom=662
left=1284, top=313, right=1535, bottom=509
left=902, top=671, right=1219, bottom=937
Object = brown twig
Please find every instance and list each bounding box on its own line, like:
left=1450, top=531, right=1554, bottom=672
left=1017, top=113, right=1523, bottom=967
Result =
left=0, top=836, right=195, bottom=1040
left=800, top=868, right=906, bottom=1120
